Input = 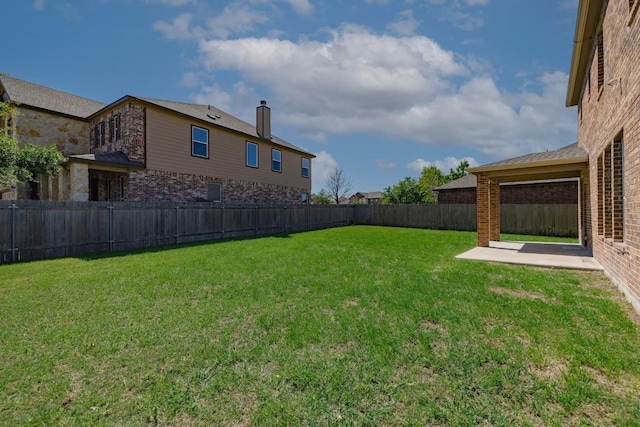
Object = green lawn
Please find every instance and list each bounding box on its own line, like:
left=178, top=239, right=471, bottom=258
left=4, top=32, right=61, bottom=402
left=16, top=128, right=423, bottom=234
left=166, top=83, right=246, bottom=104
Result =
left=501, top=233, right=580, bottom=244
left=1, top=226, right=639, bottom=426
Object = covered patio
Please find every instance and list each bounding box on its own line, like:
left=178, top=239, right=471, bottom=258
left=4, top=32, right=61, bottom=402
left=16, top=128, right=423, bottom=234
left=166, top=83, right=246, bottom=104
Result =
left=462, top=143, right=596, bottom=270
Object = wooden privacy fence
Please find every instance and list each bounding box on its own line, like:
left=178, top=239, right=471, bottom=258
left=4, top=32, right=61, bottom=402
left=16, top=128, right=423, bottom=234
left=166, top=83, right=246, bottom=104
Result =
left=0, top=201, right=577, bottom=263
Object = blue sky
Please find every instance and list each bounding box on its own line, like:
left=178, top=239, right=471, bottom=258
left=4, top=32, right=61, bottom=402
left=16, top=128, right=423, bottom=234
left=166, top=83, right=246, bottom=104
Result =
left=5, top=0, right=579, bottom=193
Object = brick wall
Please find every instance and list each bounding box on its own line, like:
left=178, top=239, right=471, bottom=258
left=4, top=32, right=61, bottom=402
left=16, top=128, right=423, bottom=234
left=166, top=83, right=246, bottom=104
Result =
left=438, top=181, right=578, bottom=204
left=578, top=0, right=640, bottom=311
left=127, top=169, right=307, bottom=205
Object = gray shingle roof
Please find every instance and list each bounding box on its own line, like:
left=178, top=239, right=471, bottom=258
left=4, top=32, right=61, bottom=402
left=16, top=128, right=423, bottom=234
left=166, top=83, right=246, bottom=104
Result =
left=68, top=151, right=144, bottom=168
left=136, top=97, right=314, bottom=156
left=434, top=174, right=477, bottom=191
left=471, top=142, right=587, bottom=172
left=0, top=74, right=105, bottom=118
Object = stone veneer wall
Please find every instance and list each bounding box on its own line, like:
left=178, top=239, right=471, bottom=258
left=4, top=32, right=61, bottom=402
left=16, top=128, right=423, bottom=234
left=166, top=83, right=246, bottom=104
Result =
left=90, top=103, right=145, bottom=162
left=127, top=169, right=306, bottom=205
left=14, top=107, right=91, bottom=155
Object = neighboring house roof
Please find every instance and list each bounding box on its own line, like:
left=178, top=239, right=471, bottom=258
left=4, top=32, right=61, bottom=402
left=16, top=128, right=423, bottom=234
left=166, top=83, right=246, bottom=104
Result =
left=90, top=95, right=315, bottom=157
left=434, top=174, right=477, bottom=191
left=566, top=0, right=602, bottom=106
left=68, top=151, right=144, bottom=169
left=0, top=74, right=106, bottom=118
left=469, top=143, right=588, bottom=173
left=365, top=191, right=382, bottom=199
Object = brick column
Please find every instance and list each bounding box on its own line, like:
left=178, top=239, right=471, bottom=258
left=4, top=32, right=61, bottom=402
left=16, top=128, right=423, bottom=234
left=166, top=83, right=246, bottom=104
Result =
left=476, top=173, right=490, bottom=247
left=489, top=179, right=500, bottom=241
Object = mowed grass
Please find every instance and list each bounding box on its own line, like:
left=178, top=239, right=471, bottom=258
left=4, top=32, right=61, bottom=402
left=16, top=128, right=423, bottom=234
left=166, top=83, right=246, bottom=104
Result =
left=1, top=226, right=639, bottom=426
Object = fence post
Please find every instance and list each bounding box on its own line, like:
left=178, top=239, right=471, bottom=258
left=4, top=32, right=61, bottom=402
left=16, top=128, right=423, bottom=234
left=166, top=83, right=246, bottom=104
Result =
left=221, top=206, right=225, bottom=238
left=174, top=206, right=180, bottom=244
left=254, top=206, right=258, bottom=236
left=10, top=203, right=18, bottom=263
left=108, top=204, right=114, bottom=251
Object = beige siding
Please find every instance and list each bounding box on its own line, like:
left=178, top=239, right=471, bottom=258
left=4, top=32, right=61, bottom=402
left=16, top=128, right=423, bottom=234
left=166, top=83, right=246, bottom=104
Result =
left=145, top=107, right=311, bottom=192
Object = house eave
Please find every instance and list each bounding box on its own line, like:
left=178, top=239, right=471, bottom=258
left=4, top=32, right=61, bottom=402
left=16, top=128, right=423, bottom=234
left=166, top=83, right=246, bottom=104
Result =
left=468, top=156, right=588, bottom=174
left=566, top=0, right=604, bottom=107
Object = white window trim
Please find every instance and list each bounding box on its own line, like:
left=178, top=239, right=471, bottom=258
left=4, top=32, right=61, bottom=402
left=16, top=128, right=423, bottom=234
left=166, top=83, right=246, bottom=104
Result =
left=272, top=148, right=282, bottom=172
left=192, top=125, right=209, bottom=158
left=246, top=141, right=259, bottom=168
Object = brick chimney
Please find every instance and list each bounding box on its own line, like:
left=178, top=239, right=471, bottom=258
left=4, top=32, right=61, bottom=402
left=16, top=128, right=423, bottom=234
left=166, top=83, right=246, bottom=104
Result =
left=256, top=100, right=271, bottom=140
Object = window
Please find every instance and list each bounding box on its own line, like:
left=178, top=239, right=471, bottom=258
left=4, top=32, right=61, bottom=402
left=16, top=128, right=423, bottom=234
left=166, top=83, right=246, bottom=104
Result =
left=597, top=28, right=604, bottom=93
left=119, top=176, right=125, bottom=201
left=246, top=142, right=258, bottom=168
left=301, top=157, right=310, bottom=178
left=208, top=182, right=222, bottom=202
left=597, top=132, right=624, bottom=242
left=111, top=114, right=121, bottom=142
left=301, top=192, right=308, bottom=203
left=95, top=122, right=105, bottom=147
left=272, top=149, right=282, bottom=172
left=192, top=126, right=209, bottom=158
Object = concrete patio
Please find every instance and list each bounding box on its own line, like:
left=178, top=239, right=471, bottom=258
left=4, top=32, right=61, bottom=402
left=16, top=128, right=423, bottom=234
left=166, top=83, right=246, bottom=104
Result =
left=456, top=241, right=603, bottom=271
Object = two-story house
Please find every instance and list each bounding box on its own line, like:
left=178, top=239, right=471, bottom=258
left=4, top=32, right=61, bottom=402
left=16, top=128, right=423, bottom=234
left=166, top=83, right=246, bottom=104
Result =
left=0, top=75, right=314, bottom=204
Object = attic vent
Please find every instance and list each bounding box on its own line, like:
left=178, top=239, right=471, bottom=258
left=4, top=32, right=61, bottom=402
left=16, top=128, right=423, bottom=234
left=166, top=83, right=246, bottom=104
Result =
left=207, top=113, right=221, bottom=121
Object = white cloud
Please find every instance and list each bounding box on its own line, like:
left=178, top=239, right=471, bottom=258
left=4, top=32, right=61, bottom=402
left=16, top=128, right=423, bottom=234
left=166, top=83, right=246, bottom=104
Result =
left=154, top=4, right=268, bottom=40
left=407, top=156, right=479, bottom=173
left=191, top=25, right=575, bottom=159
left=154, top=13, right=202, bottom=40
left=285, top=0, right=313, bottom=16
left=206, top=4, right=269, bottom=39
left=386, top=9, right=419, bottom=36
left=312, top=151, right=339, bottom=192
left=33, top=0, right=45, bottom=11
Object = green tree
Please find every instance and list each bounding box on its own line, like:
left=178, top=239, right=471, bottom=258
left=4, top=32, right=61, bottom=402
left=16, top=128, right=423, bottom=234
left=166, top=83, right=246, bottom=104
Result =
left=312, top=189, right=333, bottom=205
left=382, top=177, right=426, bottom=204
left=0, top=102, right=66, bottom=188
left=418, top=165, right=447, bottom=204
left=446, top=160, right=470, bottom=181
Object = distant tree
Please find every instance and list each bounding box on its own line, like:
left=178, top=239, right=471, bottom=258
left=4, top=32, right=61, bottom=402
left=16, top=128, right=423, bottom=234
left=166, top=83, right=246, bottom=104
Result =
left=418, top=165, right=447, bottom=204
left=312, top=189, right=333, bottom=205
left=446, top=160, right=470, bottom=181
left=0, top=102, right=66, bottom=188
left=382, top=177, right=426, bottom=204
left=325, top=167, right=353, bottom=204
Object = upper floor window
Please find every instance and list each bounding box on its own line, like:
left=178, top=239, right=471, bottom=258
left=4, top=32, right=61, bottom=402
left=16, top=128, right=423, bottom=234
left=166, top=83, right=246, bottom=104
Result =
left=95, top=122, right=105, bottom=147
left=246, top=141, right=258, bottom=168
left=111, top=114, right=121, bottom=142
left=272, top=149, right=282, bottom=172
left=596, top=28, right=604, bottom=93
left=192, top=125, right=209, bottom=158
left=301, top=157, right=310, bottom=178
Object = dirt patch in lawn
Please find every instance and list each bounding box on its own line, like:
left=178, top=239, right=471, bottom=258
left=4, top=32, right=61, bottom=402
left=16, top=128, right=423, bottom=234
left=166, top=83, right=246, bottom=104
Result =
left=489, top=286, right=549, bottom=302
